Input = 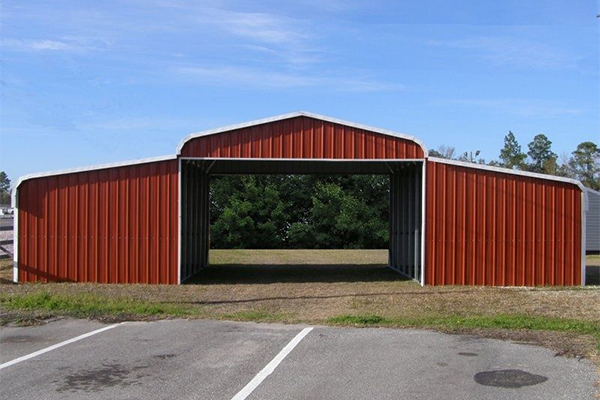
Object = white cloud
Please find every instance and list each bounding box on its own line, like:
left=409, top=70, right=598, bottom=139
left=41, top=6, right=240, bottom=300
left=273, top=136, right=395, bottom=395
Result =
left=1, top=38, right=75, bottom=51
left=194, top=8, right=320, bottom=65
left=219, top=12, right=308, bottom=46
left=175, top=65, right=403, bottom=92
left=0, top=37, right=109, bottom=53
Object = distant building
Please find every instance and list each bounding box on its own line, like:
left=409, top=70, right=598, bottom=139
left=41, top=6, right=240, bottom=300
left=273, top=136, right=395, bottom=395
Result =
left=587, top=188, right=600, bottom=254
left=0, top=205, right=14, bottom=216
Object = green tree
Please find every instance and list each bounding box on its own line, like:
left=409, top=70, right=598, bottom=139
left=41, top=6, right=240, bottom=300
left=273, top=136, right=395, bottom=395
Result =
left=209, top=174, right=390, bottom=249
left=305, top=179, right=388, bottom=249
left=499, top=131, right=526, bottom=169
left=527, top=134, right=557, bottom=174
left=210, top=176, right=289, bottom=249
left=0, top=171, right=10, bottom=204
left=568, top=142, right=600, bottom=190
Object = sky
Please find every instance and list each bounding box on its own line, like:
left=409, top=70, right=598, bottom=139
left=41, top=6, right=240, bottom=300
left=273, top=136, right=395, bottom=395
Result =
left=0, top=0, right=598, bottom=183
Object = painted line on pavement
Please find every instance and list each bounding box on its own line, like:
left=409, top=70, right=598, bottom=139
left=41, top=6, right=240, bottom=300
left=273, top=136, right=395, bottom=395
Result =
left=0, top=323, right=120, bottom=370
left=231, top=327, right=313, bottom=400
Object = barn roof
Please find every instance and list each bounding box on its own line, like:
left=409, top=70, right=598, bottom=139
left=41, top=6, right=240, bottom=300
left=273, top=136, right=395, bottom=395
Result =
left=12, top=111, right=587, bottom=205
left=176, top=111, right=428, bottom=156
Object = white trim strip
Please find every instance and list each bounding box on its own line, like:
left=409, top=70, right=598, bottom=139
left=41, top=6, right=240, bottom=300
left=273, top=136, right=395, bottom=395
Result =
left=0, top=324, right=120, bottom=370
left=231, top=327, right=313, bottom=400
left=581, top=191, right=586, bottom=286
left=12, top=187, right=18, bottom=283
left=177, top=111, right=428, bottom=156
left=177, top=158, right=182, bottom=285
left=180, top=157, right=424, bottom=162
left=420, top=159, right=426, bottom=286
left=427, top=156, right=587, bottom=192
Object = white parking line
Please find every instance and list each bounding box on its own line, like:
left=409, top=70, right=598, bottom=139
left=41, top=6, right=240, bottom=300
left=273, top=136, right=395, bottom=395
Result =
left=0, top=323, right=120, bottom=370
left=231, top=327, right=313, bottom=400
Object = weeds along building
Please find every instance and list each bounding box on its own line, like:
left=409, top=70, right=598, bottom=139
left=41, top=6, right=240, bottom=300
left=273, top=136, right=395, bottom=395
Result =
left=12, top=112, right=589, bottom=286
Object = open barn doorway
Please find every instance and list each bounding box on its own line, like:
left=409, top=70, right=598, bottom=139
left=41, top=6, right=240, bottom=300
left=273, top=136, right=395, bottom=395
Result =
left=179, top=159, right=424, bottom=285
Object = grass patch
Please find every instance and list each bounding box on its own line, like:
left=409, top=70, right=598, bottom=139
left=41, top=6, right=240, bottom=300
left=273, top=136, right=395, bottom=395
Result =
left=328, top=313, right=600, bottom=350
left=0, top=291, right=193, bottom=319
left=221, top=310, right=292, bottom=323
left=328, top=313, right=600, bottom=334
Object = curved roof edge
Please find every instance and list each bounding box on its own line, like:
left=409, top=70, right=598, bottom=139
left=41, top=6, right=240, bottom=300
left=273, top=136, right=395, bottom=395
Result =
left=176, top=111, right=428, bottom=156
left=584, top=186, right=600, bottom=196
left=11, top=154, right=177, bottom=207
left=427, top=156, right=588, bottom=206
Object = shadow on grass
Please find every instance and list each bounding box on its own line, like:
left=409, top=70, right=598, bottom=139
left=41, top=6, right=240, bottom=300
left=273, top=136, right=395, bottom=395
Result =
left=184, top=263, right=411, bottom=285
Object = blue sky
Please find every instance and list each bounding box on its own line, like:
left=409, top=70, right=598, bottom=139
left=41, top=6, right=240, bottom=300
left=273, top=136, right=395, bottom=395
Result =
left=1, top=0, right=598, bottom=182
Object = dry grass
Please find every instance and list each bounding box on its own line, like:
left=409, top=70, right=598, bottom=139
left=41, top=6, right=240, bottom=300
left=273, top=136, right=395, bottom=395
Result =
left=0, top=258, right=11, bottom=284
left=210, top=249, right=388, bottom=265
left=1, top=252, right=599, bottom=323
left=1, top=251, right=599, bottom=362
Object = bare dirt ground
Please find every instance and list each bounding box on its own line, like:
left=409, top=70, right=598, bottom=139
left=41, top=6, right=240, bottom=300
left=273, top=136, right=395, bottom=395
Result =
left=1, top=251, right=599, bottom=363
left=1, top=251, right=599, bottom=323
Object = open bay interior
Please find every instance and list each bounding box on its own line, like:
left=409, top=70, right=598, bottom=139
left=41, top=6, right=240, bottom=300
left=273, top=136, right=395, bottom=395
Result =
left=179, top=159, right=423, bottom=284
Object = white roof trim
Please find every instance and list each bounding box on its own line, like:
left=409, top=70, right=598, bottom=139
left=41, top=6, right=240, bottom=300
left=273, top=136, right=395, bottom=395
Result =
left=428, top=156, right=587, bottom=193
left=176, top=111, right=428, bottom=156
left=11, top=154, right=177, bottom=206
left=584, top=187, right=600, bottom=196
left=180, top=157, right=424, bottom=162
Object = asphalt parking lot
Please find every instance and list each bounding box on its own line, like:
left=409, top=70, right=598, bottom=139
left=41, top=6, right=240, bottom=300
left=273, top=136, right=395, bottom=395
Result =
left=0, top=319, right=596, bottom=400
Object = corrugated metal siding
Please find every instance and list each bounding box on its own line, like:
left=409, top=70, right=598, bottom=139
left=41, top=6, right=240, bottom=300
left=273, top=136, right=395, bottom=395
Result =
left=180, top=160, right=210, bottom=282
left=180, top=116, right=424, bottom=159
left=587, top=189, right=600, bottom=252
left=17, top=159, right=179, bottom=284
left=425, top=160, right=582, bottom=286
left=389, top=163, right=422, bottom=279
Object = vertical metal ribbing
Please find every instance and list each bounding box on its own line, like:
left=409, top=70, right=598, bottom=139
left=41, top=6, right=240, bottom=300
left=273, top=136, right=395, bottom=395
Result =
left=400, top=168, right=405, bottom=273
left=197, top=164, right=203, bottom=273
left=388, top=174, right=394, bottom=269
left=394, top=171, right=400, bottom=271
left=179, top=160, right=211, bottom=282
left=398, top=169, right=404, bottom=273
left=387, top=163, right=423, bottom=281
left=203, top=171, right=210, bottom=267
left=403, top=167, right=412, bottom=278
left=414, top=164, right=421, bottom=280
left=180, top=162, right=187, bottom=280
left=407, top=167, right=414, bottom=278
left=192, top=163, right=198, bottom=275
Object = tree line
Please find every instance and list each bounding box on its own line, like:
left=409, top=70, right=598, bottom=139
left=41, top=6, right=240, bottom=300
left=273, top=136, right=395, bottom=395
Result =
left=429, top=133, right=600, bottom=191
left=0, top=172, right=10, bottom=204
left=210, top=175, right=390, bottom=249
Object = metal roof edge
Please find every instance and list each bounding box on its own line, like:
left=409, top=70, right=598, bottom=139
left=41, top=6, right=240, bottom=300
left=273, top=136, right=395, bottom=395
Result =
left=176, top=111, right=429, bottom=156
left=584, top=187, right=600, bottom=196
left=11, top=154, right=177, bottom=206
left=427, top=156, right=587, bottom=193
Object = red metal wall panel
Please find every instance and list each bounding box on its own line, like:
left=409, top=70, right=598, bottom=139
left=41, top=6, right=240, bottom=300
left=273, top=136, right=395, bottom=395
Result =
left=425, top=160, right=582, bottom=286
left=180, top=116, right=424, bottom=159
left=17, top=159, right=179, bottom=284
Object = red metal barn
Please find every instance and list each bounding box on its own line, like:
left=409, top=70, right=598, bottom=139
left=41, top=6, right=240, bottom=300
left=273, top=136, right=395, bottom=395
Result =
left=12, top=112, right=588, bottom=286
